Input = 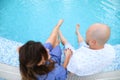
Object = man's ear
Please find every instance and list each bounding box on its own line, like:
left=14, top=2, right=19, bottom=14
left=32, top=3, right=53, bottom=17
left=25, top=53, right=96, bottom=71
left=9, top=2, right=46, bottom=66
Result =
left=91, top=40, right=96, bottom=45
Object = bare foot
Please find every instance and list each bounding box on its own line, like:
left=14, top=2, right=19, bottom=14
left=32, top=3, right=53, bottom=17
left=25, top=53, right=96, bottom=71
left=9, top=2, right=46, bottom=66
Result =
left=76, top=24, right=80, bottom=35
left=57, top=19, right=64, bottom=26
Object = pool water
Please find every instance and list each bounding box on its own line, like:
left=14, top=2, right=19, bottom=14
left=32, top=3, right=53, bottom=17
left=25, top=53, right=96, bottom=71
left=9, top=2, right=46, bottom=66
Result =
left=0, top=0, right=120, bottom=45
left=0, top=0, right=120, bottom=71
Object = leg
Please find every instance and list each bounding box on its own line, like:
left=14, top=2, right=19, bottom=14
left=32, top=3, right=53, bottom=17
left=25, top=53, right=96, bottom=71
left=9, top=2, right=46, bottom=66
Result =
left=76, top=24, right=84, bottom=44
left=44, top=37, right=60, bottom=56
left=46, top=20, right=64, bottom=47
left=59, top=30, right=75, bottom=53
left=53, top=36, right=60, bottom=48
left=50, top=38, right=62, bottom=64
left=58, top=30, right=68, bottom=45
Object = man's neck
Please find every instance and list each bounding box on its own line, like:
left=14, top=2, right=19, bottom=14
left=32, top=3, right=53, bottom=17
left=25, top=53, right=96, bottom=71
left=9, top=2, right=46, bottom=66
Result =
left=90, top=45, right=104, bottom=50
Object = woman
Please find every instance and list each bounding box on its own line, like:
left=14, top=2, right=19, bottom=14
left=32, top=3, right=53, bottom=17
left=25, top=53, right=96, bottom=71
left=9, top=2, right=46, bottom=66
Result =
left=18, top=20, right=72, bottom=80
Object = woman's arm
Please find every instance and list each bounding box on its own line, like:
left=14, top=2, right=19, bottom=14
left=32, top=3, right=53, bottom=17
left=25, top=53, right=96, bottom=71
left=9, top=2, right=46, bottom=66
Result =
left=63, top=49, right=72, bottom=68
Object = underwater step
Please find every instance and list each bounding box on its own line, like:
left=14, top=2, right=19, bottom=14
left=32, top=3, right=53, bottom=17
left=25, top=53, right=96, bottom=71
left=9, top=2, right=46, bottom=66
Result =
left=0, top=37, right=22, bottom=67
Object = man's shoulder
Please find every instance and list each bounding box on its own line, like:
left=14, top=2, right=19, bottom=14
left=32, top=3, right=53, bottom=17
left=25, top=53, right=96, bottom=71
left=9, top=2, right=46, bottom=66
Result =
left=74, top=44, right=115, bottom=57
left=104, top=44, right=115, bottom=57
left=104, top=44, right=115, bottom=53
left=105, top=44, right=114, bottom=48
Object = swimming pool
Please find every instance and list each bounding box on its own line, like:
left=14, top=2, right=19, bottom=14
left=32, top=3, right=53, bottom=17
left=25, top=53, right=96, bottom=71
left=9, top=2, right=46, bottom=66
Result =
left=0, top=0, right=120, bottom=71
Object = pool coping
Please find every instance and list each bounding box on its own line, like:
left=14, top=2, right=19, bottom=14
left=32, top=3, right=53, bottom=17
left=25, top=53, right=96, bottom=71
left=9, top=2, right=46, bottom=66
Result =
left=0, top=63, right=120, bottom=80
left=0, top=63, right=21, bottom=80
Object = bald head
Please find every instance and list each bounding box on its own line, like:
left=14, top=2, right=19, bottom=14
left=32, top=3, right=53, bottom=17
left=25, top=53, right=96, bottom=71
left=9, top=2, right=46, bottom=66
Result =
left=86, top=23, right=110, bottom=46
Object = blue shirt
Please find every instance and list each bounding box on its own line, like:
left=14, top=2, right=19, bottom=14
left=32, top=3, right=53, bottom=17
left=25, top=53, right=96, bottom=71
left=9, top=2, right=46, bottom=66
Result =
left=37, top=43, right=67, bottom=80
left=37, top=63, right=66, bottom=80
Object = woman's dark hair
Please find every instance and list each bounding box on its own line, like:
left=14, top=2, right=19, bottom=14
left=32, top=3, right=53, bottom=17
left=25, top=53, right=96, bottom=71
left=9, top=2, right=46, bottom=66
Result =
left=19, top=41, right=55, bottom=80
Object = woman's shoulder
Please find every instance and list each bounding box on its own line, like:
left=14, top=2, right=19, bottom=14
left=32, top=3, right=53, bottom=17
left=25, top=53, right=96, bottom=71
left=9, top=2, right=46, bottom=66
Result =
left=48, top=63, right=66, bottom=76
left=48, top=63, right=67, bottom=80
left=37, top=63, right=67, bottom=80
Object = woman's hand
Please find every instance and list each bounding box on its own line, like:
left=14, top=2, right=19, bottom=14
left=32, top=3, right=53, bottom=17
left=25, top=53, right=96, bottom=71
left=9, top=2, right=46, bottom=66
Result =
left=64, top=48, right=72, bottom=58
left=63, top=48, right=72, bottom=68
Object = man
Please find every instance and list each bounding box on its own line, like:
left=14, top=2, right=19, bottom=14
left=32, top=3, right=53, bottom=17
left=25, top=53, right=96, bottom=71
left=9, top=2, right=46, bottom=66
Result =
left=59, top=23, right=115, bottom=76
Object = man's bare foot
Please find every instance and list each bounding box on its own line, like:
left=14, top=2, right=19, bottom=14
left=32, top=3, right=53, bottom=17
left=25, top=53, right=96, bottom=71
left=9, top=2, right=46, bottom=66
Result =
left=76, top=24, right=80, bottom=35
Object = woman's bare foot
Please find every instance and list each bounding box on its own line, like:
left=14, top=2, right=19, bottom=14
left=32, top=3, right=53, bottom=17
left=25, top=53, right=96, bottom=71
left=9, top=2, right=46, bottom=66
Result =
left=45, top=19, right=64, bottom=46
left=76, top=24, right=80, bottom=35
left=57, top=19, right=64, bottom=27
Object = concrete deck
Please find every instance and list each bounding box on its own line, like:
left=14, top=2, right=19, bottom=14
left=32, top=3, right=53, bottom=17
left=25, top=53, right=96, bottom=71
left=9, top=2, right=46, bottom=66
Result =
left=0, top=63, right=21, bottom=80
left=0, top=63, right=120, bottom=80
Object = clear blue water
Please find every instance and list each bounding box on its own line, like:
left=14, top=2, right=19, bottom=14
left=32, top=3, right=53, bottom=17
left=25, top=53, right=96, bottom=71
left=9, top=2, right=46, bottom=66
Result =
left=0, top=0, right=120, bottom=45
left=0, top=0, right=120, bottom=71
